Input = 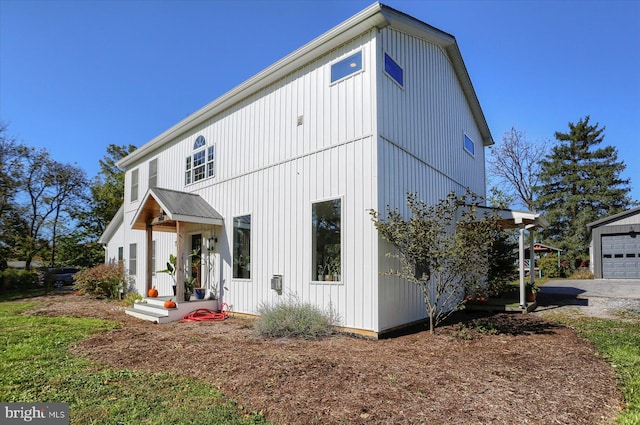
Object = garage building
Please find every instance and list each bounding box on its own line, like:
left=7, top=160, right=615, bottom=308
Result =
left=588, top=207, right=640, bottom=279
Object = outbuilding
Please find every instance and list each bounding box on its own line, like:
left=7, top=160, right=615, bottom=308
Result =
left=588, top=206, right=640, bottom=279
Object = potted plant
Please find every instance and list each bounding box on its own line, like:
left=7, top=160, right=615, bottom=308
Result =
left=526, top=282, right=539, bottom=302
left=184, top=275, right=195, bottom=301
left=157, top=253, right=178, bottom=295
left=317, top=264, right=325, bottom=281
left=329, top=257, right=341, bottom=281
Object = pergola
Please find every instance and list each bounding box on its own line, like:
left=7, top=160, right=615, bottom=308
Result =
left=492, top=208, right=549, bottom=308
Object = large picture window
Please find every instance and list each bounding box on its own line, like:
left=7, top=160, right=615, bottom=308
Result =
left=233, top=215, right=251, bottom=279
left=313, top=199, right=341, bottom=281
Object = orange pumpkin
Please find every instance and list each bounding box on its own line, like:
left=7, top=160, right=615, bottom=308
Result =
left=148, top=287, right=158, bottom=298
left=164, top=299, right=176, bottom=309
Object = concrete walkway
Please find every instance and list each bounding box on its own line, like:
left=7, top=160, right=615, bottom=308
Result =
left=539, top=279, right=640, bottom=299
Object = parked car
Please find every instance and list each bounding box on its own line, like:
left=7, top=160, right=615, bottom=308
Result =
left=38, top=267, right=80, bottom=288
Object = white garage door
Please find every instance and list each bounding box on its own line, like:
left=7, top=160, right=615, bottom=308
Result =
left=601, top=234, right=640, bottom=279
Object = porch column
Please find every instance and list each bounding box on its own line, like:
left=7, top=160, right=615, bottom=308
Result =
left=519, top=225, right=526, bottom=308
left=176, top=221, right=185, bottom=301
left=530, top=230, right=536, bottom=284
left=146, top=224, right=153, bottom=294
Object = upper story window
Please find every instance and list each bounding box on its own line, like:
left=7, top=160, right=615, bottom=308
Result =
left=331, top=51, right=363, bottom=83
left=384, top=53, right=403, bottom=87
left=130, top=169, right=139, bottom=202
left=464, top=134, right=476, bottom=156
left=149, top=158, right=158, bottom=187
left=185, top=135, right=216, bottom=185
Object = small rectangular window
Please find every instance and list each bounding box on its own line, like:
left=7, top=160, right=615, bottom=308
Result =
left=185, top=157, right=192, bottom=185
left=118, top=247, right=123, bottom=262
left=331, top=51, right=362, bottom=83
left=129, top=243, right=137, bottom=276
left=313, top=199, right=342, bottom=282
left=464, top=134, right=475, bottom=156
left=130, top=169, right=139, bottom=202
left=384, top=53, right=403, bottom=87
left=149, top=159, right=158, bottom=188
left=151, top=240, right=156, bottom=276
left=207, top=145, right=215, bottom=178
left=233, top=215, right=251, bottom=279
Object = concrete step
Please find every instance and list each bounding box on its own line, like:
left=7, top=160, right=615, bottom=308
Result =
left=125, top=298, right=220, bottom=323
left=125, top=307, right=174, bottom=323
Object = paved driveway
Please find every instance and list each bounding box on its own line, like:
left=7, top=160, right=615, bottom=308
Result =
left=540, top=279, right=640, bottom=299
left=536, top=279, right=640, bottom=319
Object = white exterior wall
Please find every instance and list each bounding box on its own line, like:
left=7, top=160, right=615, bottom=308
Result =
left=121, top=31, right=381, bottom=332
left=376, top=27, right=488, bottom=332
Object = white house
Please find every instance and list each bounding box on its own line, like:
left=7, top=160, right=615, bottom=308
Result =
left=100, top=2, right=538, bottom=337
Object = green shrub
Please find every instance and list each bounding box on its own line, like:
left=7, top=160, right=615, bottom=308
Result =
left=254, top=297, right=340, bottom=339
left=539, top=255, right=563, bottom=278
left=122, top=291, right=143, bottom=306
left=571, top=268, right=594, bottom=280
left=74, top=263, right=130, bottom=299
left=0, top=269, right=40, bottom=291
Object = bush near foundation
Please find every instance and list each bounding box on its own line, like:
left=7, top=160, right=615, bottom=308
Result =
left=254, top=298, right=339, bottom=339
left=74, top=263, right=129, bottom=299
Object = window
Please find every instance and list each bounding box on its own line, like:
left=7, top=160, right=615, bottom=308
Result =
left=151, top=240, right=156, bottom=276
left=207, top=146, right=215, bottom=178
left=185, top=135, right=216, bottom=184
left=464, top=134, right=475, bottom=156
left=331, top=51, right=362, bottom=83
left=312, top=199, right=341, bottom=281
left=130, top=169, right=139, bottom=202
left=149, top=159, right=157, bottom=187
left=118, top=247, right=123, bottom=262
left=233, top=215, right=251, bottom=279
left=129, top=243, right=137, bottom=276
left=384, top=53, right=403, bottom=87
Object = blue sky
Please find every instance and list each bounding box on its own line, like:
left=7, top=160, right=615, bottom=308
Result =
left=1, top=0, right=639, bottom=203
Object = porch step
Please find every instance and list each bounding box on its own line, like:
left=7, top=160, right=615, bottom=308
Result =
left=125, top=297, right=219, bottom=323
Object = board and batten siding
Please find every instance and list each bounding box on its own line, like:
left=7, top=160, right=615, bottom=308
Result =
left=375, top=27, right=488, bottom=332
left=121, top=32, right=381, bottom=332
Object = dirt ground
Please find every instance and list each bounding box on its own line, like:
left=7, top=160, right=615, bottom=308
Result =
left=24, top=293, right=624, bottom=425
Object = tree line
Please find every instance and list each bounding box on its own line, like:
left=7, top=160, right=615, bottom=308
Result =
left=488, top=115, right=634, bottom=267
left=0, top=122, right=135, bottom=271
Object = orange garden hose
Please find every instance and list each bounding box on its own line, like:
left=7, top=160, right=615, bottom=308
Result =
left=180, top=303, right=229, bottom=322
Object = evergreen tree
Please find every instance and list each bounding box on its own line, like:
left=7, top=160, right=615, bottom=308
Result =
left=534, top=116, right=632, bottom=265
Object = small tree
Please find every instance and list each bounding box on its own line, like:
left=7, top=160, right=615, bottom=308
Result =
left=370, top=191, right=499, bottom=333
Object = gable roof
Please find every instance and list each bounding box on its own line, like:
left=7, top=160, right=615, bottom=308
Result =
left=131, top=187, right=224, bottom=232
left=98, top=204, right=124, bottom=245
left=117, top=2, right=493, bottom=170
left=587, top=206, right=640, bottom=230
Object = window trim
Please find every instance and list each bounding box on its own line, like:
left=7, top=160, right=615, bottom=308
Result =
left=130, top=169, right=139, bottom=202
left=148, top=158, right=158, bottom=188
left=311, top=196, right=343, bottom=284
left=383, top=53, right=404, bottom=88
left=330, top=50, right=364, bottom=84
left=129, top=243, right=137, bottom=276
left=464, top=133, right=476, bottom=157
left=232, top=214, right=252, bottom=280
left=185, top=135, right=216, bottom=186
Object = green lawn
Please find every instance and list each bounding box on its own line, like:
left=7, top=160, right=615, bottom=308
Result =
left=547, top=311, right=640, bottom=425
left=0, top=301, right=267, bottom=425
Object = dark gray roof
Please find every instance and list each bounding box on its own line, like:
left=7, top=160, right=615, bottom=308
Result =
left=587, top=206, right=640, bottom=229
left=131, top=187, right=224, bottom=231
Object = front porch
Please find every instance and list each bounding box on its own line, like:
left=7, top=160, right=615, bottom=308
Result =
left=125, top=296, right=219, bottom=324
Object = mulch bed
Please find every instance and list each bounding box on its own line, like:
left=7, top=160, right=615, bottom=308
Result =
left=26, top=293, right=622, bottom=424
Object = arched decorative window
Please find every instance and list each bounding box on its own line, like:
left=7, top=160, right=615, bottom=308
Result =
left=185, top=135, right=216, bottom=185
left=193, top=135, right=206, bottom=149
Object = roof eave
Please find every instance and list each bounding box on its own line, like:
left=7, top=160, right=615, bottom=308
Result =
left=117, top=2, right=389, bottom=170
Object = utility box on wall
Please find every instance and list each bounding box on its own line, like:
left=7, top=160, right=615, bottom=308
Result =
left=271, top=275, right=283, bottom=294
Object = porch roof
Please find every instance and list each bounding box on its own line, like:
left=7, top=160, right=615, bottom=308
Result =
left=131, top=187, right=224, bottom=232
